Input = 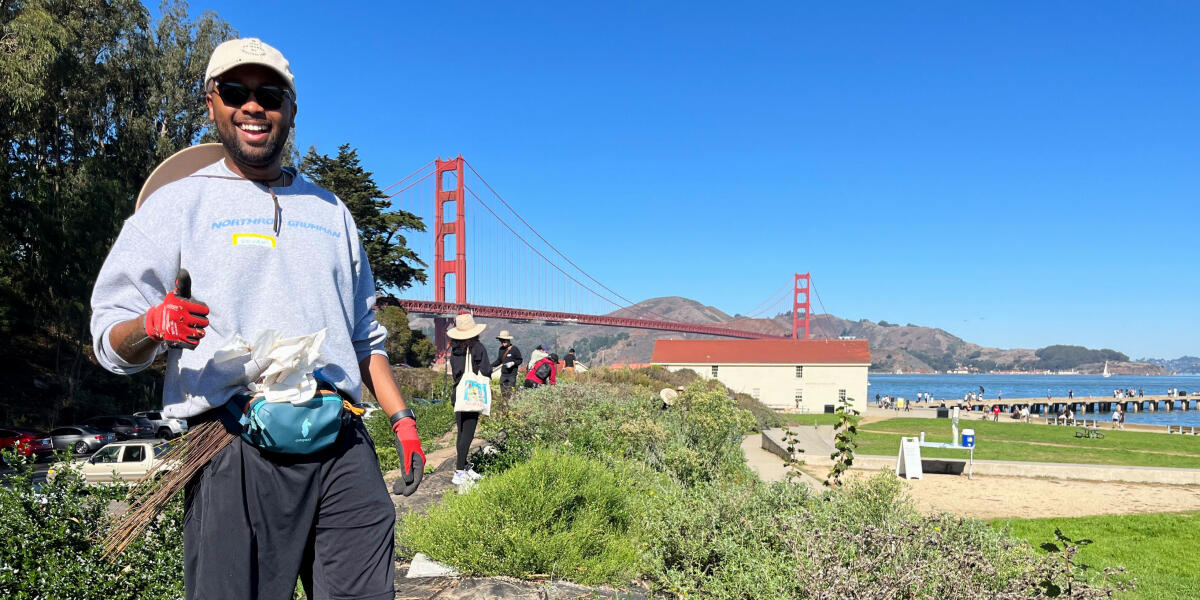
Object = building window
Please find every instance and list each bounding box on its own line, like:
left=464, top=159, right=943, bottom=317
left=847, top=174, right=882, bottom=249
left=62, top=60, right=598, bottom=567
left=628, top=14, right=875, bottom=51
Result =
left=752, top=388, right=760, bottom=400
left=794, top=388, right=803, bottom=409
left=711, top=365, right=718, bottom=378
left=838, top=389, right=847, bottom=402
left=795, top=365, right=803, bottom=378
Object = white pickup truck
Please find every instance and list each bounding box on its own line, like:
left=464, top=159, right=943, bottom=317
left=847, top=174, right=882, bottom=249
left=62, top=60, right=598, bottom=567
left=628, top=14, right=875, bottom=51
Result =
left=133, top=410, right=189, bottom=440
left=48, top=439, right=175, bottom=485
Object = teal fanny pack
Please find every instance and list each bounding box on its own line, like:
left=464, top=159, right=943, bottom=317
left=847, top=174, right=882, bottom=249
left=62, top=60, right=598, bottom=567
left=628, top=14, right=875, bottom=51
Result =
left=228, top=379, right=347, bottom=454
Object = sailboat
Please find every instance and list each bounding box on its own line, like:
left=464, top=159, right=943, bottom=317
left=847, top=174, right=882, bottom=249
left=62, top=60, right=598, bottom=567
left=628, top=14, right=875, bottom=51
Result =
left=1102, top=361, right=1111, bottom=378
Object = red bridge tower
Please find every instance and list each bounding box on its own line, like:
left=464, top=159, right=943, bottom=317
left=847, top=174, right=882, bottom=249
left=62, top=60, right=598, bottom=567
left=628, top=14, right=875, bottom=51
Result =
left=433, top=156, right=466, bottom=354
left=793, top=272, right=811, bottom=340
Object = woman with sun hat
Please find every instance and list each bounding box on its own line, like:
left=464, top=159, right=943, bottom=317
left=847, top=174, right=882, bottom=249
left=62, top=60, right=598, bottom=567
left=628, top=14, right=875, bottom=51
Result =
left=446, top=313, right=492, bottom=485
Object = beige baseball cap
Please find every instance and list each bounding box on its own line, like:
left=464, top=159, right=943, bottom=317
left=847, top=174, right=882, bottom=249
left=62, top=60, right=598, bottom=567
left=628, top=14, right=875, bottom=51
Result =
left=205, top=38, right=295, bottom=96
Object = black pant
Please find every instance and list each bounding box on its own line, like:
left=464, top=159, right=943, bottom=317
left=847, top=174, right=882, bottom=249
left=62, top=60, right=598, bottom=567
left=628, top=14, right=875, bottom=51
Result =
left=183, top=418, right=394, bottom=600
left=455, top=411, right=479, bottom=471
left=499, top=374, right=517, bottom=397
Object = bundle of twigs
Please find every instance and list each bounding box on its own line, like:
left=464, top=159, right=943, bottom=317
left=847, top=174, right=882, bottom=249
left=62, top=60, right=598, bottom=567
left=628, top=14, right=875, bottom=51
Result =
left=101, top=420, right=237, bottom=558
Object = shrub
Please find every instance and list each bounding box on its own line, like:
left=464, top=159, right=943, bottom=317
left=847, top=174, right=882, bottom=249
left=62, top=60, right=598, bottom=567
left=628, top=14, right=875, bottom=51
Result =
left=366, top=398, right=455, bottom=473
left=579, top=366, right=781, bottom=430
left=645, top=471, right=1118, bottom=599
left=0, top=452, right=184, bottom=599
left=399, top=449, right=665, bottom=586
left=482, top=381, right=757, bottom=486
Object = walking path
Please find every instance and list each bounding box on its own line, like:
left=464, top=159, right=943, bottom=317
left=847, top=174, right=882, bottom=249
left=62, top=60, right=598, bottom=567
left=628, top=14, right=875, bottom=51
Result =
left=745, top=426, right=1200, bottom=519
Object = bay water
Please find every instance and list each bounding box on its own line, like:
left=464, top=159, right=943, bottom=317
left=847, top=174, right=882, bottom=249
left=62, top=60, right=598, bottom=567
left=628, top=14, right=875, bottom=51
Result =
left=869, top=374, right=1200, bottom=427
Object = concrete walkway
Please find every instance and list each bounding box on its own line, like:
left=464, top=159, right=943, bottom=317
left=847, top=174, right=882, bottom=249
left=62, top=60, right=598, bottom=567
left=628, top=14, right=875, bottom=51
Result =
left=740, top=433, right=824, bottom=488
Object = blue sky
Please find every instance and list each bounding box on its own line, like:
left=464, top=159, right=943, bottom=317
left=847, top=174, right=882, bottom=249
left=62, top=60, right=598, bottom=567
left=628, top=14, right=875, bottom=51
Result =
left=161, top=1, right=1199, bottom=359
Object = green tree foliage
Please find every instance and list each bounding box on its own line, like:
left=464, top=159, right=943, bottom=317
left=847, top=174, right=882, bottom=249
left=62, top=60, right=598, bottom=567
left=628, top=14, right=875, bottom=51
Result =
left=0, top=0, right=233, bottom=425
left=299, top=144, right=427, bottom=293
left=1035, top=345, right=1129, bottom=371
left=375, top=305, right=434, bottom=367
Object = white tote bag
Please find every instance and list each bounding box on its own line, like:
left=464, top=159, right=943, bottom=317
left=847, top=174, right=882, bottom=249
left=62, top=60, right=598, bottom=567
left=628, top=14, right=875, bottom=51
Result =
left=454, top=351, right=492, bottom=416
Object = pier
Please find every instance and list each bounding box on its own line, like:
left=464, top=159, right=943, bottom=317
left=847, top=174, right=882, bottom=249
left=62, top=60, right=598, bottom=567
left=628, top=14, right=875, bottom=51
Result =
left=904, top=394, right=1199, bottom=415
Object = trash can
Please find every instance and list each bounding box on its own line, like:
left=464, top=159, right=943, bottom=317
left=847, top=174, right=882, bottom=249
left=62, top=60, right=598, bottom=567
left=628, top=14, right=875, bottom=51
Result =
left=823, top=404, right=835, bottom=414
left=936, top=408, right=949, bottom=419
left=961, top=428, right=975, bottom=448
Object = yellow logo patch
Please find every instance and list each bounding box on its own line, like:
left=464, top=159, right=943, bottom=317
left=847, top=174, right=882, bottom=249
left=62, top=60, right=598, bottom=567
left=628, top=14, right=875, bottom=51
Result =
left=232, top=233, right=276, bottom=248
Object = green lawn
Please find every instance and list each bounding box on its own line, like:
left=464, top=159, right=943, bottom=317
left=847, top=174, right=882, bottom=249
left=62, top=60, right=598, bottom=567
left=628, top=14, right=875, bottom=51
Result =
left=992, top=512, right=1200, bottom=600
left=854, top=418, right=1200, bottom=468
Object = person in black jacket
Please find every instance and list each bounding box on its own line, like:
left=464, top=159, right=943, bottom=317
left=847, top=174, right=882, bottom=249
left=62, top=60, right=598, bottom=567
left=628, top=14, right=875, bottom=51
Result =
left=491, top=330, right=522, bottom=398
left=446, top=314, right=492, bottom=485
left=563, top=348, right=577, bottom=376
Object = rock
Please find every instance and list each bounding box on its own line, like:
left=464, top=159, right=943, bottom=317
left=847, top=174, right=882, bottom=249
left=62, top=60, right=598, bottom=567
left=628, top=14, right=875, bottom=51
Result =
left=406, top=553, right=460, bottom=578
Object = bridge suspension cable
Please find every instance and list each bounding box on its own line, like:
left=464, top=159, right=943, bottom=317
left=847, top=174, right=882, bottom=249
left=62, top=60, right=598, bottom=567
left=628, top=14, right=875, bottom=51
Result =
left=464, top=185, right=627, bottom=311
left=379, top=159, right=436, bottom=196
left=464, top=160, right=677, bottom=323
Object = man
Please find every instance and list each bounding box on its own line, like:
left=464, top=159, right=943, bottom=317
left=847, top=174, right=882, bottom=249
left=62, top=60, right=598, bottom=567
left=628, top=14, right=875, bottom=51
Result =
left=563, top=348, right=576, bottom=376
left=491, top=330, right=522, bottom=398
left=90, top=38, right=421, bottom=599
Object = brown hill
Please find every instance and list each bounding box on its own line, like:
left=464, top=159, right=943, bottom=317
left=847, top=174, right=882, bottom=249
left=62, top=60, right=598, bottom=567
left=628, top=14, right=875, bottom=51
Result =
left=407, top=296, right=1163, bottom=374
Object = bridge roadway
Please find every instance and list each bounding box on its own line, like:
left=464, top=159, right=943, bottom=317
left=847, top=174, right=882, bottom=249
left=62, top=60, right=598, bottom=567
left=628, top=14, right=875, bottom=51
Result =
left=904, top=394, right=1199, bottom=414
left=393, top=299, right=784, bottom=340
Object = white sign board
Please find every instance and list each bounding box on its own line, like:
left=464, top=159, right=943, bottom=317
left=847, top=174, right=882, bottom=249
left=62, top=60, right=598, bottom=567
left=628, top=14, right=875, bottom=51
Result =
left=895, top=436, right=923, bottom=479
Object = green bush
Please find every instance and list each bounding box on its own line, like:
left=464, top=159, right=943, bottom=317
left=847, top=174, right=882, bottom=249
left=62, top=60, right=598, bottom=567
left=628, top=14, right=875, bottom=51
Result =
left=579, top=366, right=781, bottom=430
left=0, top=452, right=184, bottom=599
left=399, top=449, right=664, bottom=586
left=366, top=398, right=456, bottom=473
left=483, top=381, right=757, bottom=486
left=646, top=472, right=1117, bottom=599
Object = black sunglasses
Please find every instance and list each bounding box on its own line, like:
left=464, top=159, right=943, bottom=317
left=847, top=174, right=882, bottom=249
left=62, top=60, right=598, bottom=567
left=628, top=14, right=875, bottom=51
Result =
left=214, top=81, right=291, bottom=111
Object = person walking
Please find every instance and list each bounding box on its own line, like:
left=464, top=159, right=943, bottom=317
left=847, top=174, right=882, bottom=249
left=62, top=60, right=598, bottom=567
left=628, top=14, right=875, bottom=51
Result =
left=563, top=348, right=577, bottom=376
left=446, top=314, right=492, bottom=486
left=524, top=352, right=557, bottom=388
left=992, top=404, right=1001, bottom=422
left=1112, top=407, right=1121, bottom=429
left=89, top=38, right=421, bottom=600
left=491, top=330, right=522, bottom=398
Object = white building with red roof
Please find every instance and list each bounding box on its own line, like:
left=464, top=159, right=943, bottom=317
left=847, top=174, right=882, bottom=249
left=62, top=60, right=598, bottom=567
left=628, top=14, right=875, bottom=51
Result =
left=650, top=339, right=870, bottom=413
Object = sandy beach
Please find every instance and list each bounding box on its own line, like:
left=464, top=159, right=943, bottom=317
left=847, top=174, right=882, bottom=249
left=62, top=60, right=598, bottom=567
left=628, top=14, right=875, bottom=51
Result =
left=828, top=469, right=1200, bottom=519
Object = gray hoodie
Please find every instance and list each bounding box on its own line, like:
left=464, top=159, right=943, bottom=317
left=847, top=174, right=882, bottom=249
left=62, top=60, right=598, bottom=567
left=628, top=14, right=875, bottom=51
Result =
left=90, top=159, right=387, bottom=418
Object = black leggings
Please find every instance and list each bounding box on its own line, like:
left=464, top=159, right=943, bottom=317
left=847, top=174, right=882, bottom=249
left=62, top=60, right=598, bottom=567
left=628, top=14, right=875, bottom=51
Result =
left=455, top=411, right=479, bottom=471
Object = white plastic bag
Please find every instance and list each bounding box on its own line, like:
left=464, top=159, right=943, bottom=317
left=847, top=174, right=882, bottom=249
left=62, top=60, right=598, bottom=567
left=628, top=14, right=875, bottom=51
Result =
left=212, top=328, right=327, bottom=405
left=454, top=352, right=491, bottom=416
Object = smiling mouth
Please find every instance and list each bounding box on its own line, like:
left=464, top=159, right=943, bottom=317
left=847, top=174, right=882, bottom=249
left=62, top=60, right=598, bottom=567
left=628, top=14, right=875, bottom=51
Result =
left=236, top=122, right=272, bottom=138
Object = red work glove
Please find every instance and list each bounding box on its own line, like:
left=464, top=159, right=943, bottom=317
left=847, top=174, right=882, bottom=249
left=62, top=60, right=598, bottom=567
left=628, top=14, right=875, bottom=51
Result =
left=144, top=271, right=209, bottom=349
left=390, top=409, right=425, bottom=497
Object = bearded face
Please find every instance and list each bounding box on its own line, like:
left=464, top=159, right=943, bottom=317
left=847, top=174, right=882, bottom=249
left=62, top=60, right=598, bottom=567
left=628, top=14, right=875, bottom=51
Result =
left=206, top=65, right=296, bottom=176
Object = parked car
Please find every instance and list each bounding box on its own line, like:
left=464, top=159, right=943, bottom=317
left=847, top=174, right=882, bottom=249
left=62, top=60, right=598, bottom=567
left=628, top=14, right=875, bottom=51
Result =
left=0, top=427, right=54, bottom=458
left=132, top=411, right=188, bottom=439
left=81, top=415, right=156, bottom=441
left=48, top=439, right=176, bottom=485
left=47, top=426, right=117, bottom=456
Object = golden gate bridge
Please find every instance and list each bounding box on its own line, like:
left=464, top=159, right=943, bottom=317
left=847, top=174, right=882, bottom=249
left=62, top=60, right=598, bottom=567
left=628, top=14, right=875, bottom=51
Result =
left=380, top=156, right=819, bottom=353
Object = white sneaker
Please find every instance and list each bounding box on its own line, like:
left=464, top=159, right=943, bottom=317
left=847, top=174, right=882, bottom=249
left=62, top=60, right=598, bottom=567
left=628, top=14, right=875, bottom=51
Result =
left=451, top=470, right=469, bottom=485
left=465, top=468, right=483, bottom=481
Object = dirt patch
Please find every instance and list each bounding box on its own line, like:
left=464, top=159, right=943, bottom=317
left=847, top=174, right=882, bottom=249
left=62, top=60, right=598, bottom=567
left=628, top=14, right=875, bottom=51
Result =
left=826, top=469, right=1200, bottom=519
